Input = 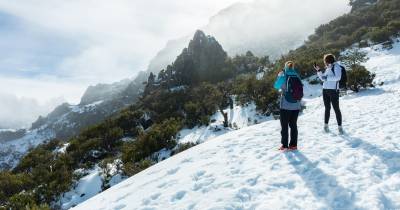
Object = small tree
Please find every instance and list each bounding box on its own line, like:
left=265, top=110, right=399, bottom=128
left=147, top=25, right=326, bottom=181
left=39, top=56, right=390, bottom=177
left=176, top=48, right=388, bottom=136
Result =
left=216, top=82, right=232, bottom=128
left=340, top=48, right=369, bottom=68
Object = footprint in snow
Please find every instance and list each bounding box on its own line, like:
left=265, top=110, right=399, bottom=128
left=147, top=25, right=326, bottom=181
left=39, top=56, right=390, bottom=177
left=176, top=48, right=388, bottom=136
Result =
left=271, top=180, right=296, bottom=189
left=192, top=177, right=216, bottom=192
left=180, top=158, right=193, bottom=164
left=115, top=193, right=132, bottom=202
left=113, top=204, right=126, bottom=210
left=246, top=175, right=261, bottom=186
left=166, top=167, right=180, bottom=175
left=157, top=179, right=178, bottom=189
left=235, top=188, right=253, bottom=202
left=150, top=193, right=161, bottom=200
left=270, top=163, right=281, bottom=170
left=157, top=182, right=167, bottom=188
left=230, top=168, right=241, bottom=175
left=187, top=203, right=197, bottom=210
left=192, top=170, right=206, bottom=181
left=142, top=193, right=162, bottom=205
left=171, top=191, right=186, bottom=202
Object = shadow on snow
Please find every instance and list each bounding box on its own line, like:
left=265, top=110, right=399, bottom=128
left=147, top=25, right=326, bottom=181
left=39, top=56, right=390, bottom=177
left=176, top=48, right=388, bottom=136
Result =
left=284, top=152, right=360, bottom=210
left=341, top=134, right=400, bottom=174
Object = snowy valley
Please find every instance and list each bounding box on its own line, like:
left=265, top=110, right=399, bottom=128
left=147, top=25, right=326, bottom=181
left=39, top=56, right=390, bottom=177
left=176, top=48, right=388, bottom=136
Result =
left=0, top=77, right=144, bottom=170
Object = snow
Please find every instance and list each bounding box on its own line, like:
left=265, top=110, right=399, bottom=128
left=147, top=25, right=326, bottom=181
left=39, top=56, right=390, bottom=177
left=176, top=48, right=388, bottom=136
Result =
left=169, top=85, right=186, bottom=92
left=70, top=100, right=104, bottom=114
left=72, top=42, right=400, bottom=210
left=59, top=159, right=126, bottom=209
left=109, top=174, right=124, bottom=187
left=178, top=102, right=271, bottom=144
left=56, top=143, right=70, bottom=154
left=0, top=127, right=55, bottom=169
left=1, top=98, right=109, bottom=169
left=60, top=167, right=104, bottom=210
left=154, top=148, right=172, bottom=162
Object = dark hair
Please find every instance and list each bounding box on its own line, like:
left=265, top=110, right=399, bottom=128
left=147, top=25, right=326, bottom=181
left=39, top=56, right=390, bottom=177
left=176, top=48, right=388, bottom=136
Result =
left=324, top=54, right=336, bottom=64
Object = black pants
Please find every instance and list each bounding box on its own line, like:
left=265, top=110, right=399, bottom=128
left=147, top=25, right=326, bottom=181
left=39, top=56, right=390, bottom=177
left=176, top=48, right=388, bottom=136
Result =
left=280, top=109, right=300, bottom=148
left=323, top=89, right=342, bottom=126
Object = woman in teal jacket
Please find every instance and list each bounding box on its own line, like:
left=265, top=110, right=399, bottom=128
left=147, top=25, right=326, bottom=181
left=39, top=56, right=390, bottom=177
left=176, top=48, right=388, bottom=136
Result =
left=274, top=61, right=302, bottom=151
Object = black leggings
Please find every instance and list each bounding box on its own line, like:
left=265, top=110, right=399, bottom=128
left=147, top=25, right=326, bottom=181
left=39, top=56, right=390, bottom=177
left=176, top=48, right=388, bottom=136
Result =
left=323, top=89, right=342, bottom=126
left=280, top=109, right=300, bottom=148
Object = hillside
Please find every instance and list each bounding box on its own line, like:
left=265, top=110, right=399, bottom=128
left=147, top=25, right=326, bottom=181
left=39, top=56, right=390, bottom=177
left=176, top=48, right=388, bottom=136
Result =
left=73, top=41, right=400, bottom=210
left=0, top=30, right=277, bottom=209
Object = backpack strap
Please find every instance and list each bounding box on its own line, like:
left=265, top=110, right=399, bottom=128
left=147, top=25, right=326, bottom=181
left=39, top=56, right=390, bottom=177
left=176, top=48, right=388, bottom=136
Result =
left=331, top=63, right=339, bottom=90
left=283, top=70, right=289, bottom=92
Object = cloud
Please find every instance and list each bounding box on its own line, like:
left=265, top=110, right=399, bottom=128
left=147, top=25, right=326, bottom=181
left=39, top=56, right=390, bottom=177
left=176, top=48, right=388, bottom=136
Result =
left=0, top=0, right=246, bottom=81
left=203, top=0, right=351, bottom=57
left=0, top=76, right=88, bottom=129
left=0, top=0, right=244, bottom=128
left=0, top=92, right=64, bottom=129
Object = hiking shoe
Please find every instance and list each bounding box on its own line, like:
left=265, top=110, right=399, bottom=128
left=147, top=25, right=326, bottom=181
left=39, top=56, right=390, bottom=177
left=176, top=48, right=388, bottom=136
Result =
left=289, top=146, right=298, bottom=151
left=338, top=126, right=344, bottom=135
left=279, top=145, right=288, bottom=151
left=324, top=124, right=329, bottom=133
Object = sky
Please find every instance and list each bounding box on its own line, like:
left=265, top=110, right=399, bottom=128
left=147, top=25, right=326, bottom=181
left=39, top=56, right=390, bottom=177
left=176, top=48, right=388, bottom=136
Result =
left=0, top=0, right=350, bottom=129
left=0, top=0, right=247, bottom=129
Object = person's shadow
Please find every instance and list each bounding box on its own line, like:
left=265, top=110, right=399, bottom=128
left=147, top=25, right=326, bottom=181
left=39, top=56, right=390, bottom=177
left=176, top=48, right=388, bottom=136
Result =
left=340, top=134, right=400, bottom=174
left=285, top=152, right=359, bottom=210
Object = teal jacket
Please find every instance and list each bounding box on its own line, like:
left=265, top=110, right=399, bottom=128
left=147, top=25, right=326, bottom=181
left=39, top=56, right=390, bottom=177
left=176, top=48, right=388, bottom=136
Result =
left=274, top=67, right=302, bottom=110
left=274, top=68, right=301, bottom=90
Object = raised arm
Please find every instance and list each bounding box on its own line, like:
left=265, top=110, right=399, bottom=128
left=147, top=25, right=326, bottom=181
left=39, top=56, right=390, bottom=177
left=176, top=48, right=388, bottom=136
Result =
left=274, top=71, right=285, bottom=90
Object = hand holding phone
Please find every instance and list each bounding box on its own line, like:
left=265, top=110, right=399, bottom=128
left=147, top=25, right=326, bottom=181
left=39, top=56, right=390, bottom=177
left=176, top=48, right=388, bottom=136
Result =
left=313, top=62, right=321, bottom=71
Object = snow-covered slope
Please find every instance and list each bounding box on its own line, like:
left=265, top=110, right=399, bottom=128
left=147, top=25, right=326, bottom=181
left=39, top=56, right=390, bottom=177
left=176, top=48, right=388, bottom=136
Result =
left=0, top=127, right=55, bottom=169
left=73, top=42, right=400, bottom=210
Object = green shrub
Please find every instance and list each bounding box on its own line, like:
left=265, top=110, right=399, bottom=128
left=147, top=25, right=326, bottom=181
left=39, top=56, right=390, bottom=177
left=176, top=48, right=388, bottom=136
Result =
left=0, top=172, right=33, bottom=206
left=368, top=27, right=392, bottom=44
left=233, top=74, right=279, bottom=114
left=122, top=118, right=182, bottom=164
left=122, top=159, right=153, bottom=176
left=8, top=193, right=37, bottom=210
left=184, top=101, right=202, bottom=128
left=347, top=65, right=376, bottom=92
